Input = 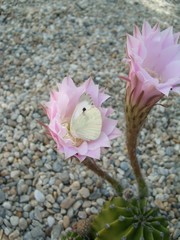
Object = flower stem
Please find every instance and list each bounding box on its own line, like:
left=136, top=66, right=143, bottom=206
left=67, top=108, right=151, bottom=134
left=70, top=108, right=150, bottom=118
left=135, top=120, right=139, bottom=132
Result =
left=126, top=129, right=148, bottom=199
left=83, top=157, right=123, bottom=196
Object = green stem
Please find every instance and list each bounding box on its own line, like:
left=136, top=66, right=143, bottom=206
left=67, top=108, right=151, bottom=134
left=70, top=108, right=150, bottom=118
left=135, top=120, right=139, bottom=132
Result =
left=83, top=157, right=123, bottom=196
left=126, top=129, right=148, bottom=199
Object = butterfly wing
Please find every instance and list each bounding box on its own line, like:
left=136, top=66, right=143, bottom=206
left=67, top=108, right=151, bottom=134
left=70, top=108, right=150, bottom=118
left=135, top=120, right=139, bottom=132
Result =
left=70, top=94, right=102, bottom=141
left=70, top=94, right=93, bottom=121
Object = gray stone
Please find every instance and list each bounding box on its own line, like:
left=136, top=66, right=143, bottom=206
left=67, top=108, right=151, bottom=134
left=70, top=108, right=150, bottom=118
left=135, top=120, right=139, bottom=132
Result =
left=51, top=224, right=62, bottom=240
left=10, top=215, right=19, bottom=227
left=63, top=215, right=70, bottom=228
left=20, top=195, right=30, bottom=203
left=79, top=187, right=90, bottom=198
left=3, top=201, right=12, bottom=210
left=0, top=190, right=5, bottom=203
left=71, top=181, right=81, bottom=190
left=9, top=229, right=20, bottom=240
left=89, top=190, right=101, bottom=200
left=23, top=204, right=32, bottom=212
left=23, top=231, right=33, bottom=240
left=31, top=226, right=45, bottom=239
left=60, top=198, right=75, bottom=209
left=173, top=229, right=180, bottom=239
left=19, top=217, right=28, bottom=230
left=34, top=207, right=42, bottom=222
left=46, top=194, right=55, bottom=204
left=34, top=190, right=45, bottom=203
left=52, top=161, right=62, bottom=172
left=17, top=180, right=28, bottom=195
left=0, top=217, right=3, bottom=225
left=0, top=206, right=6, bottom=218
left=10, top=170, right=20, bottom=179
left=120, top=161, right=129, bottom=171
left=47, top=216, right=55, bottom=227
left=59, top=171, right=69, bottom=184
left=78, top=211, right=87, bottom=219
left=73, top=200, right=83, bottom=211
left=90, top=207, right=98, bottom=214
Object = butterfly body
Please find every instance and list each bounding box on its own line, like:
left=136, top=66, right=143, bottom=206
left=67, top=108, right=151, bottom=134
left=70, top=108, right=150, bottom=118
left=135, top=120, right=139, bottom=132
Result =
left=70, top=94, right=102, bottom=141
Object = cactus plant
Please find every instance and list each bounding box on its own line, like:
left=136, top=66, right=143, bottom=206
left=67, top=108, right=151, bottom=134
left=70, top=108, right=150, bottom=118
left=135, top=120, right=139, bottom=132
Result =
left=91, top=197, right=170, bottom=240
left=61, top=217, right=95, bottom=240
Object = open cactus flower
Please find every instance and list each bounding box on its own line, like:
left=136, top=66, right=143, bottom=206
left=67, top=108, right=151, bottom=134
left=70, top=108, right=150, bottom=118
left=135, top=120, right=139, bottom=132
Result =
left=41, top=22, right=180, bottom=240
left=125, top=21, right=180, bottom=132
left=43, top=76, right=120, bottom=161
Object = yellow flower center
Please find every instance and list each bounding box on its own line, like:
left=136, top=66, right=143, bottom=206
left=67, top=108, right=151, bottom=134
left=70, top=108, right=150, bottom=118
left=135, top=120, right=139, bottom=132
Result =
left=62, top=122, right=83, bottom=147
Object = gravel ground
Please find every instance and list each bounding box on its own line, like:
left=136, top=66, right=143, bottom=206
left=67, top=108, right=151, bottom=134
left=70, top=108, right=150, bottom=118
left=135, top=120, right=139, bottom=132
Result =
left=0, top=0, right=180, bottom=239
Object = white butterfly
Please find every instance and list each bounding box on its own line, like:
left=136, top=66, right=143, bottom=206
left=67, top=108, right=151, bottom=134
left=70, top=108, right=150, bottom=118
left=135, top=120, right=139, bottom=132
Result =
left=70, top=94, right=102, bottom=141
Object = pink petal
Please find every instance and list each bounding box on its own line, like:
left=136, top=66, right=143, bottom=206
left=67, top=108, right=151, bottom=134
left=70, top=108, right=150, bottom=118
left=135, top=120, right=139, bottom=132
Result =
left=142, top=21, right=152, bottom=37
left=161, top=61, right=180, bottom=81
left=102, top=118, right=118, bottom=135
left=88, top=132, right=110, bottom=150
left=109, top=128, right=121, bottom=140
left=98, top=91, right=110, bottom=106
left=160, top=27, right=174, bottom=47
left=86, top=148, right=101, bottom=159
left=77, top=142, right=88, bottom=155
left=64, top=146, right=77, bottom=159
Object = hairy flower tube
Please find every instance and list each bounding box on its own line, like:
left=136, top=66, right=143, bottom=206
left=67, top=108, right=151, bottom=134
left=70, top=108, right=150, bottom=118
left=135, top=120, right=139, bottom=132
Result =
left=124, top=22, right=180, bottom=198
left=43, top=77, right=120, bottom=161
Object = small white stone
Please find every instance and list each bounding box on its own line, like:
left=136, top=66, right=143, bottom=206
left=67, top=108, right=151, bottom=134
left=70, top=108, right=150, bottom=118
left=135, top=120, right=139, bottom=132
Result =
left=79, top=187, right=90, bottom=199
left=10, top=170, right=20, bottom=179
left=47, top=216, right=55, bottom=227
left=34, top=190, right=45, bottom=203
left=10, top=216, right=19, bottom=227
left=3, top=201, right=12, bottom=209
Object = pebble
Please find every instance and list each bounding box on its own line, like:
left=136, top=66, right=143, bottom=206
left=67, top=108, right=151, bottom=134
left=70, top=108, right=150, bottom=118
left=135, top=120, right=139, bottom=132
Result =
left=90, top=207, right=98, bottom=214
left=17, top=180, right=28, bottom=195
left=10, top=170, right=20, bottom=179
left=0, top=206, right=6, bottom=218
left=0, top=190, right=5, bottom=203
left=59, top=171, right=70, bottom=184
left=173, top=229, right=180, bottom=239
left=20, top=195, right=30, bottom=203
left=19, top=218, right=28, bottom=230
left=10, top=216, right=19, bottom=227
left=31, top=226, right=45, bottom=239
left=89, top=190, right=101, bottom=200
left=120, top=161, right=129, bottom=171
left=63, top=216, right=70, bottom=228
left=61, top=198, right=76, bottom=209
left=3, top=202, right=12, bottom=210
left=73, top=200, right=83, bottom=211
left=51, top=224, right=62, bottom=240
left=34, top=190, right=45, bottom=203
left=34, top=207, right=42, bottom=222
left=71, top=181, right=81, bottom=190
left=79, top=187, right=90, bottom=198
left=52, top=161, right=62, bottom=172
left=46, top=194, right=55, bottom=204
left=9, top=230, right=20, bottom=240
left=78, top=211, right=87, bottom=219
left=47, top=216, right=55, bottom=227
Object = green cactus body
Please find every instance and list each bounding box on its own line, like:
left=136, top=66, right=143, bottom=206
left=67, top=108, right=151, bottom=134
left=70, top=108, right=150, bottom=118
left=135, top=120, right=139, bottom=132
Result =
left=91, top=197, right=170, bottom=240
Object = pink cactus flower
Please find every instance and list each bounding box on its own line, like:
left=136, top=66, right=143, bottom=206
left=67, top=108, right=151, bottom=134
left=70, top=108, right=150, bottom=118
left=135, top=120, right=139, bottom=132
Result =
left=123, top=22, right=180, bottom=198
left=43, top=77, right=120, bottom=161
left=126, top=21, right=180, bottom=109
